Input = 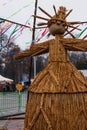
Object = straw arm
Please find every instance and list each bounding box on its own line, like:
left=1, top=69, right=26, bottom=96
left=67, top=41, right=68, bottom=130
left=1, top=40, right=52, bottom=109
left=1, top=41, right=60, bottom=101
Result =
left=62, top=38, right=87, bottom=51
left=13, top=40, right=52, bottom=60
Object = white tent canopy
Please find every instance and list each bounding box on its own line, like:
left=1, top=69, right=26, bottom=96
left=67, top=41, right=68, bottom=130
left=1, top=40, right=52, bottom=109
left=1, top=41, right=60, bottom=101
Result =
left=80, top=70, right=87, bottom=77
left=0, top=75, right=13, bottom=83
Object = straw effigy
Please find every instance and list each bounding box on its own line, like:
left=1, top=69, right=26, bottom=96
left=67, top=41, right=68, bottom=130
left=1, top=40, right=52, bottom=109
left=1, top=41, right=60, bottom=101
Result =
left=14, top=6, right=87, bottom=130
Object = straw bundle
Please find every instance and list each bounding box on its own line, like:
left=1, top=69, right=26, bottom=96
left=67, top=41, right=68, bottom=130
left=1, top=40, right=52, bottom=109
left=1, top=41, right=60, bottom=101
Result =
left=23, top=35, right=87, bottom=130
left=13, top=6, right=87, bottom=130
left=24, top=92, right=87, bottom=130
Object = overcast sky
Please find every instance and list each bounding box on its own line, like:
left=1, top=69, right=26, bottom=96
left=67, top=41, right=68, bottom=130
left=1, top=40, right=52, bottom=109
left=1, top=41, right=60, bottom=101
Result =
left=0, top=0, right=87, bottom=49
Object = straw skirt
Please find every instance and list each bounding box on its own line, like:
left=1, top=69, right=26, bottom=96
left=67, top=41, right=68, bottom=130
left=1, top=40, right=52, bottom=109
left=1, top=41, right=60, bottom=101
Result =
left=24, top=92, right=87, bottom=130
left=24, top=61, right=87, bottom=130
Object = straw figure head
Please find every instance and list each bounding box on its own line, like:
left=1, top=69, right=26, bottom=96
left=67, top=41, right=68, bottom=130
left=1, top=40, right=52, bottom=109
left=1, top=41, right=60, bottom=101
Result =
left=33, top=5, right=87, bottom=38
left=48, top=6, right=66, bottom=35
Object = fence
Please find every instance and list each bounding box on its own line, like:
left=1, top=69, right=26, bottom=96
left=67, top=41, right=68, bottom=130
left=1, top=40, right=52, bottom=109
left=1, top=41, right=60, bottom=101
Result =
left=0, top=91, right=27, bottom=116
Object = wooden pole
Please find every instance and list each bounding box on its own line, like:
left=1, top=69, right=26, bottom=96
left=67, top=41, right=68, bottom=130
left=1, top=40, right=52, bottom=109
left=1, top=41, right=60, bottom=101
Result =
left=27, top=0, right=38, bottom=102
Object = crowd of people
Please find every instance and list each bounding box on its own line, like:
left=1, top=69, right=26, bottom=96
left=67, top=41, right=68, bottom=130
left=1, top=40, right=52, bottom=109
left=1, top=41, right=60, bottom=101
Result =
left=0, top=81, right=16, bottom=92
left=0, top=80, right=29, bottom=92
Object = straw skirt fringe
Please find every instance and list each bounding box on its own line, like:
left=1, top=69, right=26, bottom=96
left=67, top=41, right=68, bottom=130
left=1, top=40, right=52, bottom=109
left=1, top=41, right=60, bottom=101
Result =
left=24, top=92, right=87, bottom=130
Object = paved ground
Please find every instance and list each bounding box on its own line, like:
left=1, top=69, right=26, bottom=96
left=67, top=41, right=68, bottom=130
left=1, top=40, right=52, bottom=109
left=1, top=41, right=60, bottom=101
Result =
left=0, top=92, right=27, bottom=130
left=0, top=110, right=25, bottom=130
left=0, top=119, right=24, bottom=130
left=7, top=120, right=24, bottom=130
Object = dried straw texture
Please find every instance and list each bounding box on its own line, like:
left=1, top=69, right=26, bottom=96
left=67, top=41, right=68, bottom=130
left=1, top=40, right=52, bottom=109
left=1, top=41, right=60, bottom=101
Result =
left=24, top=92, right=87, bottom=130
left=29, top=62, right=87, bottom=93
left=14, top=35, right=87, bottom=130
left=28, top=36, right=87, bottom=93
left=24, top=35, right=87, bottom=130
